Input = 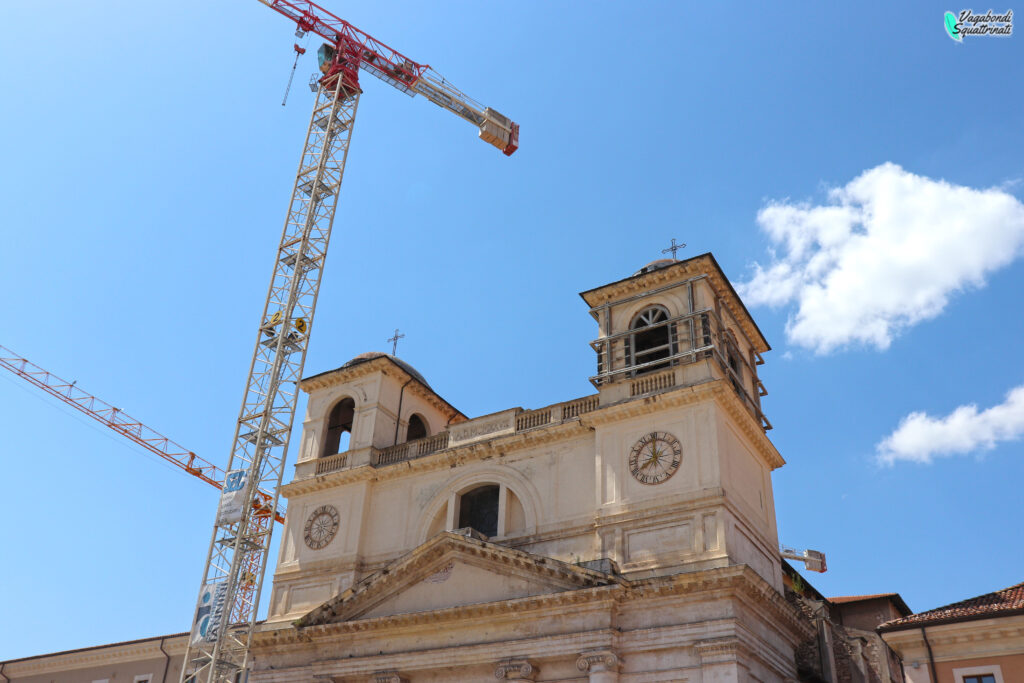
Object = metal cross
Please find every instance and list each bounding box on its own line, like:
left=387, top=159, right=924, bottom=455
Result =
left=661, top=238, right=686, bottom=259
left=387, top=328, right=405, bottom=355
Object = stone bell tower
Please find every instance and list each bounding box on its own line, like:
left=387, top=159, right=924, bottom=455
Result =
left=250, top=252, right=807, bottom=683
left=579, top=252, right=785, bottom=588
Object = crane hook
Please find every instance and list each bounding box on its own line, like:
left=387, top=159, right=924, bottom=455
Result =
left=281, top=43, right=307, bottom=107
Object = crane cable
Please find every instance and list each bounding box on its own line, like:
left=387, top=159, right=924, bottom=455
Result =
left=281, top=42, right=308, bottom=106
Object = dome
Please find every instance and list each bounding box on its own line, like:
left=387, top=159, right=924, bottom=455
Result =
left=633, top=258, right=676, bottom=276
left=341, top=351, right=432, bottom=389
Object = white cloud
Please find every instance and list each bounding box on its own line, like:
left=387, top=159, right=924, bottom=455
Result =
left=876, top=385, right=1024, bottom=465
left=738, top=163, right=1024, bottom=353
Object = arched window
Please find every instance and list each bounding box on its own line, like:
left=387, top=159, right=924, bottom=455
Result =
left=406, top=413, right=428, bottom=441
left=322, top=397, right=354, bottom=457
left=457, top=485, right=499, bottom=538
left=628, top=305, right=676, bottom=375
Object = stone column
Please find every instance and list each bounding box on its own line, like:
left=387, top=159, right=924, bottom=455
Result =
left=576, top=650, right=620, bottom=683
left=493, top=658, right=537, bottom=682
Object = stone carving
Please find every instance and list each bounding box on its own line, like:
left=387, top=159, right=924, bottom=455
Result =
left=576, top=649, right=620, bottom=673
left=494, top=658, right=537, bottom=680
left=373, top=671, right=408, bottom=683
left=694, top=636, right=743, bottom=663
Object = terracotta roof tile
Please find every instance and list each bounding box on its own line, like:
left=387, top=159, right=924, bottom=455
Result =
left=830, top=593, right=900, bottom=604
left=879, top=581, right=1024, bottom=631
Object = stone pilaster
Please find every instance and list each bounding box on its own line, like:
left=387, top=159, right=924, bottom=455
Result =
left=576, top=649, right=621, bottom=683
left=695, top=637, right=746, bottom=682
left=493, top=658, right=537, bottom=681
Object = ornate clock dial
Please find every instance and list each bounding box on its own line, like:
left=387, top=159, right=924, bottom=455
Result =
left=303, top=504, right=340, bottom=550
left=628, top=431, right=682, bottom=485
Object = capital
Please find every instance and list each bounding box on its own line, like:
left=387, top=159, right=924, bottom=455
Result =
left=694, top=636, right=745, bottom=664
left=494, top=658, right=537, bottom=680
left=373, top=672, right=408, bottom=683
left=576, top=650, right=620, bottom=673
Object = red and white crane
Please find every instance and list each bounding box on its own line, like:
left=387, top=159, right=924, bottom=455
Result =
left=0, top=345, right=285, bottom=524
left=179, top=3, right=518, bottom=682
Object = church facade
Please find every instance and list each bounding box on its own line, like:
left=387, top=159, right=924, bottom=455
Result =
left=249, top=253, right=811, bottom=682
left=0, top=253, right=817, bottom=683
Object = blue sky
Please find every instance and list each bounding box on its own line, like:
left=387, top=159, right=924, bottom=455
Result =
left=2, top=1, right=1023, bottom=660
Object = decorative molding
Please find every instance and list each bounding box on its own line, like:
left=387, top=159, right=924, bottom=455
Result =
left=494, top=657, right=537, bottom=680
left=695, top=636, right=746, bottom=663
left=286, top=376, right=782, bottom=502
left=576, top=649, right=620, bottom=673
left=449, top=409, right=518, bottom=445
left=299, top=355, right=463, bottom=421
left=579, top=255, right=768, bottom=354
left=712, top=384, right=784, bottom=470
left=254, top=564, right=806, bottom=653
left=881, top=613, right=1024, bottom=662
left=1, top=634, right=189, bottom=677
left=293, top=532, right=615, bottom=628
left=280, top=420, right=590, bottom=496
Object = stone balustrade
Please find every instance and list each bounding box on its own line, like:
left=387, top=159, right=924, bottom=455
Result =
left=296, top=393, right=601, bottom=480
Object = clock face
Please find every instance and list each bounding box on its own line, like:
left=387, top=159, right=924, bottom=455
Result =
left=628, top=431, right=682, bottom=485
left=303, top=504, right=340, bottom=550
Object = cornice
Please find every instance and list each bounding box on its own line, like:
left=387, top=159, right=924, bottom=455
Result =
left=299, top=356, right=463, bottom=421
left=294, top=533, right=619, bottom=628
left=251, top=628, right=621, bottom=682
left=594, top=487, right=726, bottom=526
left=256, top=585, right=622, bottom=647
left=625, top=566, right=811, bottom=641
left=882, top=614, right=1024, bottom=653
left=578, top=254, right=769, bottom=354
left=300, top=356, right=384, bottom=392
left=280, top=419, right=592, bottom=496
left=580, top=256, right=712, bottom=307
left=712, top=384, right=784, bottom=470
left=585, top=380, right=783, bottom=470
left=2, top=634, right=189, bottom=677
left=282, top=377, right=782, bottom=500
left=252, top=564, right=805, bottom=681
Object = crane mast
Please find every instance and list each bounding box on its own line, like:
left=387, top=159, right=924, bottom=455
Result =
left=182, top=4, right=518, bottom=682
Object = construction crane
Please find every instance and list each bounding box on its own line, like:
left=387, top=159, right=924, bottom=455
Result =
left=181, top=3, right=518, bottom=682
left=0, top=344, right=284, bottom=524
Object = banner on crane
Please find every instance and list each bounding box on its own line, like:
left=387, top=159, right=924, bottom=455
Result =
left=190, top=581, right=228, bottom=645
left=216, top=469, right=249, bottom=526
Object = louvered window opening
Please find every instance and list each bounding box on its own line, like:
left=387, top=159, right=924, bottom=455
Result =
left=628, top=306, right=678, bottom=376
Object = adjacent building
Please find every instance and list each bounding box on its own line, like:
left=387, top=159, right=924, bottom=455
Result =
left=879, top=582, right=1024, bottom=683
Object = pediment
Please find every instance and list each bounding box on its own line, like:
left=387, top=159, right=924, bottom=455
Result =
left=297, top=532, right=615, bottom=627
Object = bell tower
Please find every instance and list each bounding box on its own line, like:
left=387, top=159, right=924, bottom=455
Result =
left=583, top=254, right=770, bottom=429
left=580, top=253, right=784, bottom=588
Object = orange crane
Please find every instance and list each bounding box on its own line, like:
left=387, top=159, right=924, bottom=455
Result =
left=0, top=344, right=284, bottom=523
left=179, top=3, right=518, bottom=682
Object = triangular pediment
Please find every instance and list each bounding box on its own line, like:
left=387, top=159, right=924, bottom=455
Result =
left=297, top=532, right=616, bottom=626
